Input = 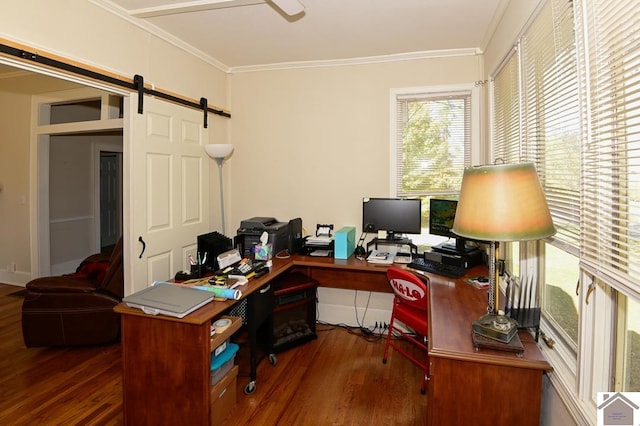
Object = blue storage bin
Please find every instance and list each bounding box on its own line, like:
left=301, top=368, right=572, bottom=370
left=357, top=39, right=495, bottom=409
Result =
left=211, top=342, right=239, bottom=385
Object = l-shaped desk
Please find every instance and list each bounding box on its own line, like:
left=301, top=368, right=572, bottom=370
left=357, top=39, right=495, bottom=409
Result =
left=115, top=254, right=551, bottom=426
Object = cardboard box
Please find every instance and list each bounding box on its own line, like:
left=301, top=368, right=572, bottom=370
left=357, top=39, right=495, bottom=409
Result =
left=211, top=364, right=238, bottom=426
left=334, top=226, right=356, bottom=259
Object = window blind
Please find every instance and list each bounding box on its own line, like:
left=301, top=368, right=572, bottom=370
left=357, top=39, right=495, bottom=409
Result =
left=394, top=91, right=471, bottom=197
left=577, top=0, right=640, bottom=295
left=520, top=0, right=581, bottom=253
left=492, top=51, right=522, bottom=164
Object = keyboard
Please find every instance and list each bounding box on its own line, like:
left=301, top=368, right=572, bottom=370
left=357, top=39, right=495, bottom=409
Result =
left=407, top=257, right=466, bottom=278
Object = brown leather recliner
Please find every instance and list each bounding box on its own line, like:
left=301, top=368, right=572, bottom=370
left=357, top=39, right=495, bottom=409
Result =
left=21, top=238, right=123, bottom=347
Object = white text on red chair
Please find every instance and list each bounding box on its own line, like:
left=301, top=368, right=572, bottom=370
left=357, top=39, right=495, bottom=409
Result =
left=391, top=279, right=425, bottom=302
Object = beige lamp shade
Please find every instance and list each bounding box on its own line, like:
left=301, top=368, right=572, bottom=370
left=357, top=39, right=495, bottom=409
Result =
left=452, top=163, right=556, bottom=242
left=204, top=144, right=234, bottom=159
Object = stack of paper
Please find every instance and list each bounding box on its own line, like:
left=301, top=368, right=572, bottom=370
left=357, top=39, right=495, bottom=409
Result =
left=366, top=249, right=395, bottom=265
left=306, top=235, right=333, bottom=246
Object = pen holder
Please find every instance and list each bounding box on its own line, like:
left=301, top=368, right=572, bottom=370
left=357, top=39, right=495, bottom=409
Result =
left=190, top=264, right=205, bottom=278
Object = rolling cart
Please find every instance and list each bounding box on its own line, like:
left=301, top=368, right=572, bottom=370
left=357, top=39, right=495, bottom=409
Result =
left=229, top=281, right=277, bottom=394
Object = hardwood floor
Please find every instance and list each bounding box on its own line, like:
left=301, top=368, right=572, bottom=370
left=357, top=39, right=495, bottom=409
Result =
left=0, top=284, right=427, bottom=425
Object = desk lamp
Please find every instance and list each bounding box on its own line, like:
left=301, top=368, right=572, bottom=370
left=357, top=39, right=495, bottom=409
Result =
left=204, top=144, right=234, bottom=235
left=452, top=162, right=555, bottom=343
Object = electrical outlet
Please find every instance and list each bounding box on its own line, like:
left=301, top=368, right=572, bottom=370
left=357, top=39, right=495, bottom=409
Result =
left=8, top=262, right=16, bottom=273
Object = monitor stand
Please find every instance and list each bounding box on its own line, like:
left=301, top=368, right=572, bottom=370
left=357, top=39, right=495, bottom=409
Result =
left=366, top=237, right=417, bottom=256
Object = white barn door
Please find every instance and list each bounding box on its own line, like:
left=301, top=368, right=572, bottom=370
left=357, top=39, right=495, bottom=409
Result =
left=126, top=96, right=210, bottom=295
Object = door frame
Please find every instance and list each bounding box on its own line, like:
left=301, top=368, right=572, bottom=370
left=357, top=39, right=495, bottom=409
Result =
left=1, top=56, right=133, bottom=279
left=31, top=87, right=127, bottom=276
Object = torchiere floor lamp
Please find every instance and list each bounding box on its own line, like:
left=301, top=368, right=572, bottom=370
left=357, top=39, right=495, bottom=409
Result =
left=205, top=144, right=234, bottom=235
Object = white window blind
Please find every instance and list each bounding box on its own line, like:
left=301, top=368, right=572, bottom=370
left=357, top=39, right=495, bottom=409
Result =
left=394, top=91, right=471, bottom=197
left=492, top=51, right=522, bottom=164
left=521, top=0, right=581, bottom=253
left=578, top=0, right=640, bottom=295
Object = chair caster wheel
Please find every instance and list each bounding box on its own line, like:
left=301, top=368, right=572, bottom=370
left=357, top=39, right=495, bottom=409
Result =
left=244, top=381, right=256, bottom=394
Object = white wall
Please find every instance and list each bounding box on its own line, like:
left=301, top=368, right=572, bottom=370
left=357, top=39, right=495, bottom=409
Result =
left=0, top=91, right=31, bottom=285
left=227, top=56, right=483, bottom=233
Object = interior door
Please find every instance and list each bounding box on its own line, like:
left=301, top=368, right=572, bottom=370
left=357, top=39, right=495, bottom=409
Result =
left=100, top=152, right=121, bottom=249
left=127, top=96, right=210, bottom=295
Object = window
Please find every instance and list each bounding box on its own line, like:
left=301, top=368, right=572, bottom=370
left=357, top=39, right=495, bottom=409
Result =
left=520, top=0, right=582, bottom=376
left=579, top=0, right=640, bottom=394
left=616, top=293, right=640, bottom=391
left=391, top=86, right=477, bottom=248
left=490, top=0, right=640, bottom=421
left=493, top=0, right=582, bottom=361
left=543, top=243, right=580, bottom=350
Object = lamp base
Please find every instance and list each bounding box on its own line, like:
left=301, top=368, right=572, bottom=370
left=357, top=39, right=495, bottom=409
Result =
left=472, top=313, right=519, bottom=343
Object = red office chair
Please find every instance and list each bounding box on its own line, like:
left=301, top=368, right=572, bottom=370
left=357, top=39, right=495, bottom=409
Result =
left=382, top=266, right=429, bottom=394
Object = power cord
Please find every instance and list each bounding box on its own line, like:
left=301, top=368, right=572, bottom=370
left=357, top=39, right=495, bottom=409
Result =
left=316, top=321, right=383, bottom=343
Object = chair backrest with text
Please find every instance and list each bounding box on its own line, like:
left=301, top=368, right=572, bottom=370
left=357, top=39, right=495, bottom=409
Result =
left=387, top=266, right=428, bottom=312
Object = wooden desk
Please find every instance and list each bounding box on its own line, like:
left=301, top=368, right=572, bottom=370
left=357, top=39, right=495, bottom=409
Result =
left=115, top=257, right=550, bottom=425
left=426, top=265, right=552, bottom=426
left=114, top=259, right=292, bottom=426
left=289, top=254, right=391, bottom=293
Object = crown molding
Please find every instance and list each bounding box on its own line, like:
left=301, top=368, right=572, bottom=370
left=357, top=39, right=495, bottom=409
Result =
left=228, top=48, right=483, bottom=74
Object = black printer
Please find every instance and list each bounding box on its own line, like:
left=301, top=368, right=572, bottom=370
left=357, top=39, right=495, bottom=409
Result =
left=235, top=217, right=291, bottom=258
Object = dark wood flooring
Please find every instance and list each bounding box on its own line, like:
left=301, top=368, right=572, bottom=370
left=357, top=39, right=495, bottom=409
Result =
left=0, top=283, right=427, bottom=425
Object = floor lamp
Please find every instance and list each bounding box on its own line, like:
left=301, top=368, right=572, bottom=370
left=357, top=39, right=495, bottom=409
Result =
left=205, top=144, right=234, bottom=235
left=452, top=162, right=556, bottom=344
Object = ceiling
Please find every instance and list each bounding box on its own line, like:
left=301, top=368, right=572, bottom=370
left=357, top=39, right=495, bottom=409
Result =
left=96, top=0, right=507, bottom=72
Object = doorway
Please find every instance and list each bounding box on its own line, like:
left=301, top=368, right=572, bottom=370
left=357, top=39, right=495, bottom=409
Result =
left=99, top=150, right=123, bottom=254
left=36, top=90, right=125, bottom=276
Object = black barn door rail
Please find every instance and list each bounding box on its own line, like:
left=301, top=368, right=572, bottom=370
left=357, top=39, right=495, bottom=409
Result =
left=0, top=40, right=231, bottom=126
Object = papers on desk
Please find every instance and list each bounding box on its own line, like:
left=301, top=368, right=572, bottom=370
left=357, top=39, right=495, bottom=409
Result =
left=305, top=235, right=333, bottom=246
left=366, top=249, right=396, bottom=265
left=310, top=249, right=333, bottom=257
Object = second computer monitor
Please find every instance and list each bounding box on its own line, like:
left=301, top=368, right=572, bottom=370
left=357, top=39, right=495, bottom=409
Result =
left=429, top=198, right=477, bottom=255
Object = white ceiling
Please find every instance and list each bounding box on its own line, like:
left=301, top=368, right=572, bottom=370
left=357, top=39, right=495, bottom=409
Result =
left=96, top=0, right=507, bottom=72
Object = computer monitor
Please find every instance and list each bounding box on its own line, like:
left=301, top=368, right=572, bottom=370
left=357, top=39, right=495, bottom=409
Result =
left=362, top=197, right=422, bottom=240
left=429, top=198, right=477, bottom=255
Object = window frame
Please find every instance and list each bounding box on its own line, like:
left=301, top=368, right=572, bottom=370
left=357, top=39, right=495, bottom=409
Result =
left=389, top=84, right=482, bottom=198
